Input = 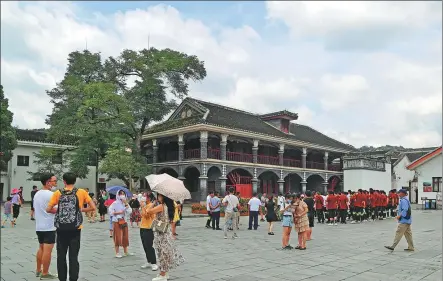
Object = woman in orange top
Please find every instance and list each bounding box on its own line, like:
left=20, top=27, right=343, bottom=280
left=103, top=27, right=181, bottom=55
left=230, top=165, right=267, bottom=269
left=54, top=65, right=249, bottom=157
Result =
left=140, top=193, right=158, bottom=271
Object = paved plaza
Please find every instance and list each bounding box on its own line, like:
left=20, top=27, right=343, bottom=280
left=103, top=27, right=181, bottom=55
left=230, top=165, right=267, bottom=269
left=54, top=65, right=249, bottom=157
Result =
left=1, top=207, right=442, bottom=281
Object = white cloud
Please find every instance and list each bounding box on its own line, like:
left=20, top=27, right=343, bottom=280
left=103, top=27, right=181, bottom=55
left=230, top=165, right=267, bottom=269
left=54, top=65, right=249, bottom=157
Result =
left=1, top=1, right=442, bottom=148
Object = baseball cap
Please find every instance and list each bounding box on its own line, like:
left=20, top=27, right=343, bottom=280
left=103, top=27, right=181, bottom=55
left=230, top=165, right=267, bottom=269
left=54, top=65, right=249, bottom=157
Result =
left=398, top=189, right=408, bottom=195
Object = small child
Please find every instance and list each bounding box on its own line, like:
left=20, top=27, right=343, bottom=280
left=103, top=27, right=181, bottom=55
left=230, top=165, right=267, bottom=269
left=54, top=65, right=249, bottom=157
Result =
left=2, top=197, right=14, bottom=228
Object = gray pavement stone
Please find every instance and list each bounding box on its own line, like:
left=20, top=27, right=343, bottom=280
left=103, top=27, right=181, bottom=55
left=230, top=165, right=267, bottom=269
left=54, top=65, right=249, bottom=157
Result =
left=1, top=207, right=442, bottom=281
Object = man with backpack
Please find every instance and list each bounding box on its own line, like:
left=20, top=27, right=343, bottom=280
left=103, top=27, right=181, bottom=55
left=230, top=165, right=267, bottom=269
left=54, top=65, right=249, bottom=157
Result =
left=46, top=172, right=96, bottom=281
left=384, top=189, right=415, bottom=252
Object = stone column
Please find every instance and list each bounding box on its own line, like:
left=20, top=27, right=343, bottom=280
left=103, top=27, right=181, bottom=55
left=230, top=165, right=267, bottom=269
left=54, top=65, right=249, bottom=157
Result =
left=278, top=144, right=284, bottom=166
left=278, top=180, right=285, bottom=195
left=220, top=134, right=228, bottom=161
left=219, top=177, right=227, bottom=194
left=252, top=178, right=258, bottom=194
left=302, top=147, right=307, bottom=169
left=324, top=151, right=329, bottom=171
left=152, top=139, right=158, bottom=164
left=199, top=176, right=208, bottom=201
left=252, top=139, right=259, bottom=163
left=200, top=131, right=208, bottom=159
left=301, top=181, right=307, bottom=193
left=322, top=182, right=329, bottom=194
left=178, top=134, right=184, bottom=162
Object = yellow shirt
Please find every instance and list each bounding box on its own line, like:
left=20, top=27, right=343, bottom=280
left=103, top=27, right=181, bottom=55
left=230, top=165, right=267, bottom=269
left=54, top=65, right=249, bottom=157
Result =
left=48, top=186, right=92, bottom=229
left=173, top=202, right=180, bottom=222
left=140, top=202, right=155, bottom=229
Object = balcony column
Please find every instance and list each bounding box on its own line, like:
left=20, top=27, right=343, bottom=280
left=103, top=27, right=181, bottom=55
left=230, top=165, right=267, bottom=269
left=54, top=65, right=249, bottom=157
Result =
left=278, top=144, right=285, bottom=166
left=200, top=131, right=208, bottom=160
left=252, top=139, right=259, bottom=164
left=301, top=172, right=307, bottom=193
left=152, top=139, right=158, bottom=164
left=199, top=176, right=208, bottom=201
left=302, top=147, right=307, bottom=169
left=324, top=151, right=329, bottom=171
left=252, top=167, right=258, bottom=193
left=278, top=180, right=285, bottom=195
left=322, top=181, right=329, bottom=194
left=178, top=134, right=184, bottom=162
left=220, top=134, right=228, bottom=161
left=219, top=177, right=226, bottom=194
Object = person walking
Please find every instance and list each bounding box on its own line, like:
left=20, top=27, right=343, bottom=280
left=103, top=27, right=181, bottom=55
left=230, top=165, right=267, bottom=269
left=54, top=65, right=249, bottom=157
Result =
left=31, top=185, right=38, bottom=221
left=385, top=189, right=415, bottom=252
left=205, top=191, right=214, bottom=228
left=34, top=173, right=58, bottom=279
left=265, top=195, right=277, bottom=235
left=46, top=172, right=96, bottom=281
left=222, top=187, right=240, bottom=239
left=11, top=189, right=21, bottom=226
left=303, top=191, right=315, bottom=241
left=247, top=192, right=261, bottom=230
left=1, top=196, right=14, bottom=228
left=140, top=193, right=158, bottom=271
left=109, top=190, right=133, bottom=258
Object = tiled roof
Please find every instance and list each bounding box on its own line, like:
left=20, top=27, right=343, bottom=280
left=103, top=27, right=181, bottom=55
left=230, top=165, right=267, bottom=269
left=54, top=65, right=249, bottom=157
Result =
left=407, top=147, right=442, bottom=170
left=16, top=129, right=77, bottom=146
left=260, top=110, right=298, bottom=120
left=405, top=151, right=431, bottom=163
left=145, top=97, right=356, bottom=151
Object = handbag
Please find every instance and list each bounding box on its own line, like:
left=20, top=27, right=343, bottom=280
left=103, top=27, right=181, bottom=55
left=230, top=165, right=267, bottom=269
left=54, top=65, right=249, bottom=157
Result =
left=152, top=219, right=169, bottom=233
left=117, top=218, right=127, bottom=228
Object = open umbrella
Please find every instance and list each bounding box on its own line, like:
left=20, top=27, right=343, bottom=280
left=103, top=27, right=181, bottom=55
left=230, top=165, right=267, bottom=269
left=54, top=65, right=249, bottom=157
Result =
left=11, top=188, right=19, bottom=194
left=145, top=174, right=191, bottom=202
left=106, top=186, right=132, bottom=198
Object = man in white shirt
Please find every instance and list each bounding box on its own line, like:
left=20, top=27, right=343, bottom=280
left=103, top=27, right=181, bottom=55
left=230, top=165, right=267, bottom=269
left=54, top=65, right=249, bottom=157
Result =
left=222, top=187, right=239, bottom=239
left=34, top=173, right=58, bottom=279
left=248, top=192, right=261, bottom=230
left=205, top=191, right=214, bottom=228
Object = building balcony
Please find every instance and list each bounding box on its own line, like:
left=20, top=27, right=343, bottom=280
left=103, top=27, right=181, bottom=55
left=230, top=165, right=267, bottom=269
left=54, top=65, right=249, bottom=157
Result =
left=157, top=149, right=342, bottom=172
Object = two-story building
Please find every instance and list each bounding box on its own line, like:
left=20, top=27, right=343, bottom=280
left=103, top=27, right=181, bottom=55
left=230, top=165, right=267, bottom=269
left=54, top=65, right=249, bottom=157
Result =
left=142, top=97, right=356, bottom=201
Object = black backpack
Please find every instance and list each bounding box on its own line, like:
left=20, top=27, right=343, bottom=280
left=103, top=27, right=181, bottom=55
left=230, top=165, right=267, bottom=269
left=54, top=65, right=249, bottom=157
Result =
left=54, top=188, right=83, bottom=230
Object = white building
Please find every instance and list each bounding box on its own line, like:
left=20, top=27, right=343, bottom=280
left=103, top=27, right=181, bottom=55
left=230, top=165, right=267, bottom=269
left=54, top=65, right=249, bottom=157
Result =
left=0, top=130, right=124, bottom=202
left=406, top=147, right=442, bottom=205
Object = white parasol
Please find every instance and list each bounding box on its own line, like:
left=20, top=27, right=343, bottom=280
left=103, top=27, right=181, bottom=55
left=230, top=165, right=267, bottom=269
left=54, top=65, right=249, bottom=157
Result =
left=145, top=173, right=191, bottom=201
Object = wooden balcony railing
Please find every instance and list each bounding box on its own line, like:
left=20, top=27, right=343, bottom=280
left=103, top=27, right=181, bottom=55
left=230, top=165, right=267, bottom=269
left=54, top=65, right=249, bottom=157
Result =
left=257, top=155, right=279, bottom=165
left=306, top=161, right=325, bottom=170
left=227, top=151, right=253, bottom=163
left=283, top=158, right=302, bottom=168
left=328, top=163, right=341, bottom=171
left=208, top=148, right=221, bottom=159
left=184, top=149, right=200, bottom=159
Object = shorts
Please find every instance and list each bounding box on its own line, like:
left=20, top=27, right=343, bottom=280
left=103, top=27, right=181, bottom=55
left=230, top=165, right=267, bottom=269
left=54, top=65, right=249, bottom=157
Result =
left=31, top=202, right=34, bottom=211
left=12, top=204, right=20, bottom=219
left=3, top=214, right=12, bottom=221
left=36, top=231, right=56, bottom=244
left=308, top=212, right=314, bottom=228
left=282, top=215, right=293, bottom=227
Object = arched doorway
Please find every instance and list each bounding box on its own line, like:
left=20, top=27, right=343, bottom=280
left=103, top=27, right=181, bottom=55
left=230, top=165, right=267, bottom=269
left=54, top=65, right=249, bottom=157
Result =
left=227, top=168, right=252, bottom=197
left=183, top=166, right=200, bottom=201
left=157, top=167, right=178, bottom=178
left=258, top=171, right=279, bottom=195
left=285, top=173, right=302, bottom=194
left=307, top=174, right=324, bottom=194
left=328, top=176, right=342, bottom=192
left=207, top=166, right=222, bottom=194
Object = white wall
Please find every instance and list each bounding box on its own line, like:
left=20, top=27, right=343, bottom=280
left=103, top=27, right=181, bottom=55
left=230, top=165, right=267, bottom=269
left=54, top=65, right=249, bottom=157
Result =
left=3, top=141, right=125, bottom=201
left=393, top=156, right=415, bottom=190
left=415, top=154, right=442, bottom=201
left=344, top=164, right=392, bottom=192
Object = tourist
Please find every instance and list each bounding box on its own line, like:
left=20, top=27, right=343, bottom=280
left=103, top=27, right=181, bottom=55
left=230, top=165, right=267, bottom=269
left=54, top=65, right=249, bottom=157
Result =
left=235, top=192, right=241, bottom=229
left=205, top=191, right=214, bottom=228
left=280, top=193, right=294, bottom=250
left=247, top=192, right=261, bottom=230
left=129, top=195, right=141, bottom=228
left=11, top=188, right=21, bottom=226
left=18, top=186, right=24, bottom=206
left=292, top=193, right=309, bottom=250
left=338, top=192, right=349, bottom=224
left=380, top=191, right=388, bottom=219
left=34, top=173, right=58, bottom=279
left=30, top=185, right=38, bottom=221
left=392, top=189, right=399, bottom=218
left=385, top=189, right=414, bottom=252
left=314, top=192, right=325, bottom=224
left=140, top=193, right=158, bottom=271
left=86, top=193, right=97, bottom=223
left=326, top=191, right=338, bottom=226
left=46, top=172, right=96, bottom=281
left=209, top=192, right=221, bottom=230
left=105, top=193, right=116, bottom=237
left=146, top=193, right=185, bottom=281
left=171, top=201, right=180, bottom=238
left=303, top=191, right=314, bottom=240
left=1, top=196, right=13, bottom=228
left=97, top=191, right=107, bottom=222
left=109, top=190, right=133, bottom=258
left=352, top=189, right=365, bottom=224
left=265, top=195, right=277, bottom=235
left=276, top=193, right=284, bottom=221
left=222, top=187, right=239, bottom=239
left=260, top=192, right=268, bottom=222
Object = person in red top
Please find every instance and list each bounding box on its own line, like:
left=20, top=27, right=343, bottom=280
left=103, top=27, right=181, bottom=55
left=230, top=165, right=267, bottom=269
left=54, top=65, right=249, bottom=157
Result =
left=314, top=192, right=325, bottom=224
left=380, top=191, right=388, bottom=219
left=392, top=189, right=399, bottom=217
left=326, top=191, right=338, bottom=226
left=363, top=190, right=370, bottom=221
left=369, top=189, right=377, bottom=221
left=352, top=189, right=365, bottom=223
left=338, top=192, right=349, bottom=224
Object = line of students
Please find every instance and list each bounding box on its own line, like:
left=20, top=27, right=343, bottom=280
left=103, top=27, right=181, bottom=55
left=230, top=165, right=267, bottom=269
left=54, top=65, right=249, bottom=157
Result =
left=313, top=188, right=400, bottom=225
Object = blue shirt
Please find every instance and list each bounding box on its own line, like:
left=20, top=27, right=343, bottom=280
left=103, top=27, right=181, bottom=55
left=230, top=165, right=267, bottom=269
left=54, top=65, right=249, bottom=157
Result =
left=210, top=197, right=221, bottom=212
left=397, top=197, right=412, bottom=225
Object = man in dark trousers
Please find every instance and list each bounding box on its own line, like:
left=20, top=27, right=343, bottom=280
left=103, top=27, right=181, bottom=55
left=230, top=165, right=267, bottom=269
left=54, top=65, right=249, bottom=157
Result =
left=247, top=192, right=261, bottom=230
left=30, top=185, right=38, bottom=221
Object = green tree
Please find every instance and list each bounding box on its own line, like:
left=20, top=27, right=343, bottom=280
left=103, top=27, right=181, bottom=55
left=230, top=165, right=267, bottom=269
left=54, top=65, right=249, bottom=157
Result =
left=46, top=48, right=206, bottom=185
left=0, top=85, right=17, bottom=171
left=27, top=148, right=67, bottom=181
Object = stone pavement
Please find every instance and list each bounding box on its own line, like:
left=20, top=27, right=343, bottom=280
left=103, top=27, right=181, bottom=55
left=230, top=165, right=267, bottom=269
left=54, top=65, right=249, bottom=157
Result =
left=1, top=207, right=442, bottom=281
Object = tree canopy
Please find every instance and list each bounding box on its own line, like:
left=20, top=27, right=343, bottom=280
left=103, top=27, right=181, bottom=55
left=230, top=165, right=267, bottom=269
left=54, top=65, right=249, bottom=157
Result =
left=46, top=48, right=206, bottom=186
left=0, top=85, right=17, bottom=171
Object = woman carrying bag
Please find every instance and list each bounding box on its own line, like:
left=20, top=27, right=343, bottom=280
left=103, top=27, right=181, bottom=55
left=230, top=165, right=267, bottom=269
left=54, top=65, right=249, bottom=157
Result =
left=109, top=190, right=133, bottom=258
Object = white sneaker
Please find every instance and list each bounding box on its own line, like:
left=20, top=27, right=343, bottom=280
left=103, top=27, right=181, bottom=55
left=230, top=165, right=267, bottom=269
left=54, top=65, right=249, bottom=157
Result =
left=350, top=221, right=356, bottom=224
left=116, top=253, right=122, bottom=258
left=334, top=223, right=338, bottom=226
left=141, top=263, right=150, bottom=269
left=152, top=275, right=167, bottom=281
left=151, top=264, right=159, bottom=271
left=224, top=236, right=227, bottom=239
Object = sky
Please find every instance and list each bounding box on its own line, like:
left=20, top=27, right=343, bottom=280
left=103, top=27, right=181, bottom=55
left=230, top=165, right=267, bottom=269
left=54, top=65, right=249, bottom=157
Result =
left=1, top=1, right=442, bottom=148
